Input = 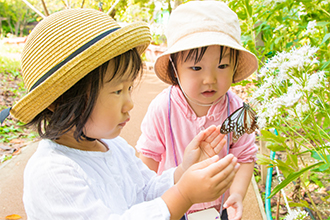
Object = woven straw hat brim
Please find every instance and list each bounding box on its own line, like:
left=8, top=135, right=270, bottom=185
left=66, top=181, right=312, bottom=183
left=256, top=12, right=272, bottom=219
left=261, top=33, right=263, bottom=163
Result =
left=11, top=22, right=151, bottom=123
left=154, top=31, right=258, bottom=84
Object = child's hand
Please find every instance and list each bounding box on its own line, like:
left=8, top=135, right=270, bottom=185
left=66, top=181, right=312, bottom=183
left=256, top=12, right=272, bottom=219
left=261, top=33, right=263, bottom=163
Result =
left=182, top=125, right=226, bottom=171
left=223, top=193, right=244, bottom=220
left=176, top=154, right=238, bottom=204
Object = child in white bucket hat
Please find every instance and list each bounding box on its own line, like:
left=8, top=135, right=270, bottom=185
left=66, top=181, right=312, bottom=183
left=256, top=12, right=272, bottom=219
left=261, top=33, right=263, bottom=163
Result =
left=0, top=9, right=239, bottom=219
left=136, top=1, right=258, bottom=219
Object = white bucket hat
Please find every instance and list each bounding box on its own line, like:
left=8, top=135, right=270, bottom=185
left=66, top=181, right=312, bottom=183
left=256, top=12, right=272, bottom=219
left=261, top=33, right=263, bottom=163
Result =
left=154, top=0, right=258, bottom=84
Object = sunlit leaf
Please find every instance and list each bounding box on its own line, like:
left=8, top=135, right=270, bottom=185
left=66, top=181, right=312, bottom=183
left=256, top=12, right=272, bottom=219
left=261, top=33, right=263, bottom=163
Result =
left=321, top=33, right=330, bottom=45
left=268, top=162, right=324, bottom=198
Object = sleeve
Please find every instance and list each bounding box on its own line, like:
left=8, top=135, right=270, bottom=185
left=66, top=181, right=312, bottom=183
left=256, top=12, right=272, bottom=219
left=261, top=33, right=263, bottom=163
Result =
left=129, top=144, right=176, bottom=201
left=229, top=133, right=258, bottom=163
left=23, top=153, right=173, bottom=220
left=135, top=89, right=169, bottom=162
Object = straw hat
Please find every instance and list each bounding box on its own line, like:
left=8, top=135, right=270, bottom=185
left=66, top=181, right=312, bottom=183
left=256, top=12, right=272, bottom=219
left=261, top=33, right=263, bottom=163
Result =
left=154, top=1, right=258, bottom=84
left=0, top=9, right=151, bottom=124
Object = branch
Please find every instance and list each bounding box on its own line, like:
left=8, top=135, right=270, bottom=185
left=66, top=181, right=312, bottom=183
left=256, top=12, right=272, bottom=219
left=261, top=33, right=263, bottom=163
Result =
left=40, top=0, right=49, bottom=16
left=81, top=0, right=85, bottom=8
left=21, top=0, right=46, bottom=19
left=107, top=0, right=121, bottom=16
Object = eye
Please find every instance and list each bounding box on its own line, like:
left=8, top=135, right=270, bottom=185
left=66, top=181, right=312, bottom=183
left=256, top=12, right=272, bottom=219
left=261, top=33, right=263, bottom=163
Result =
left=218, top=64, right=229, bottom=69
left=114, top=90, right=122, bottom=95
left=191, top=66, right=201, bottom=71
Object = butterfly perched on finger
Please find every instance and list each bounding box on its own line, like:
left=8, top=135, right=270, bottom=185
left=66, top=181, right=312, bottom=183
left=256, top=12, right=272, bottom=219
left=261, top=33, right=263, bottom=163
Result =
left=220, top=102, right=258, bottom=143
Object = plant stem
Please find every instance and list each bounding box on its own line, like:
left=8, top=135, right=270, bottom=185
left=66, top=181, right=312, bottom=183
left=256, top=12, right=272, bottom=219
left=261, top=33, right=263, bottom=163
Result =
left=293, top=110, right=327, bottom=163
left=317, top=5, right=330, bottom=18
left=280, top=119, right=313, bottom=151
left=316, top=94, right=330, bottom=121
left=300, top=179, right=323, bottom=220
left=306, top=95, right=326, bottom=155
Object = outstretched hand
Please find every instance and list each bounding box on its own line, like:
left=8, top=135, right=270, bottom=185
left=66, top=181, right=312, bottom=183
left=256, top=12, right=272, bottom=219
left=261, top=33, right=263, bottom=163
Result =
left=224, top=193, right=244, bottom=220
left=182, top=125, right=226, bottom=171
left=177, top=154, right=238, bottom=204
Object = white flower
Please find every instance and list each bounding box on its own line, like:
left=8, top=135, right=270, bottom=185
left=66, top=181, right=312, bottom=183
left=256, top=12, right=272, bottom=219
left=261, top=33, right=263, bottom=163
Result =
left=280, top=91, right=302, bottom=107
left=254, top=45, right=323, bottom=128
left=303, top=20, right=318, bottom=36
left=285, top=209, right=308, bottom=220
left=295, top=102, right=310, bottom=119
left=257, top=115, right=267, bottom=129
left=304, top=71, right=326, bottom=92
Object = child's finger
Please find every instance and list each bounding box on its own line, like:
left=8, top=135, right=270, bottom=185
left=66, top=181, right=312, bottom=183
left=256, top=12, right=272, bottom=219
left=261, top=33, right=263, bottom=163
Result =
left=203, top=126, right=223, bottom=144
left=192, top=155, right=220, bottom=170
left=213, top=138, right=226, bottom=155
left=209, top=155, right=237, bottom=184
left=200, top=125, right=217, bottom=140
left=202, top=154, right=235, bottom=176
left=187, top=128, right=207, bottom=150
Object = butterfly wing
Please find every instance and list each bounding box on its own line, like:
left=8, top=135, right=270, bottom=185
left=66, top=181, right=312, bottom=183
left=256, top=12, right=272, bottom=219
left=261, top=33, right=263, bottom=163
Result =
left=244, top=104, right=258, bottom=134
left=220, top=105, right=246, bottom=139
left=220, top=102, right=258, bottom=143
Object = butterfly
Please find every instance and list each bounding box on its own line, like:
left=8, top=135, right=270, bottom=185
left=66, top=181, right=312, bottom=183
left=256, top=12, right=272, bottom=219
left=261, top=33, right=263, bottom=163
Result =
left=220, top=102, right=258, bottom=143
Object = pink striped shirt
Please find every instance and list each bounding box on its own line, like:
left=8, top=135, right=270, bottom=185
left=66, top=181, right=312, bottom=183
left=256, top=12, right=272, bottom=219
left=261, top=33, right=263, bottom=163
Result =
left=136, top=85, right=257, bottom=213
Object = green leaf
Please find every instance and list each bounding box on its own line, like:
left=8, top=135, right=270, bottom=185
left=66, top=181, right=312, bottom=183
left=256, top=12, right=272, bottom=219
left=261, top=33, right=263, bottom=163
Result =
left=244, top=0, right=252, bottom=17
left=312, top=162, right=330, bottom=172
left=260, top=129, right=286, bottom=144
left=321, top=60, right=330, bottom=70
left=256, top=154, right=275, bottom=166
left=288, top=201, right=311, bottom=209
left=321, top=33, right=330, bottom=45
left=266, top=143, right=286, bottom=152
left=317, top=21, right=330, bottom=27
left=268, top=162, right=324, bottom=198
left=286, top=154, right=298, bottom=168
left=275, top=159, right=294, bottom=178
left=311, top=151, right=330, bottom=162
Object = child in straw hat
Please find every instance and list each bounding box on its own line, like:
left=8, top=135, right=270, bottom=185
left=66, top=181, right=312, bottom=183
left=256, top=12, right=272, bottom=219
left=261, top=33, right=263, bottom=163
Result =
left=136, top=1, right=259, bottom=219
left=0, top=8, right=240, bottom=220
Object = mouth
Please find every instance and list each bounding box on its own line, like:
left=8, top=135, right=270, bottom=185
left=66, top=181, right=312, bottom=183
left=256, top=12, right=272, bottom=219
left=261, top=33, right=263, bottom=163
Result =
left=201, top=90, right=216, bottom=97
left=118, top=118, right=130, bottom=127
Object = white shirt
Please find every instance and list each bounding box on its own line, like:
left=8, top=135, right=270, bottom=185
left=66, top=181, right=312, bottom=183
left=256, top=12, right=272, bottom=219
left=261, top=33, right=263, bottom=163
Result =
left=23, top=137, right=174, bottom=220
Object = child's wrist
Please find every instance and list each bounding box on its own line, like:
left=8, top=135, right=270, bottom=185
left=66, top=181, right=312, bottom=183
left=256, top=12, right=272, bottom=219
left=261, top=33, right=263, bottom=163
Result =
left=174, top=184, right=192, bottom=206
left=161, top=185, right=192, bottom=219
left=174, top=164, right=185, bottom=183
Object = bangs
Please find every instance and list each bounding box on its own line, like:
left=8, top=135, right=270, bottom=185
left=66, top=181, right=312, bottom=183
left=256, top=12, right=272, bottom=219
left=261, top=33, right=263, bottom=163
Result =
left=182, top=46, right=238, bottom=65
left=108, top=48, right=143, bottom=83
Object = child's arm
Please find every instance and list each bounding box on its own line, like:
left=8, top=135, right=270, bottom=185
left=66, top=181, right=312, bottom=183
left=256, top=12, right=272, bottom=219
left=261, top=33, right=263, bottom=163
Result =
left=139, top=154, right=159, bottom=172
left=224, top=162, right=254, bottom=220
left=162, top=154, right=239, bottom=220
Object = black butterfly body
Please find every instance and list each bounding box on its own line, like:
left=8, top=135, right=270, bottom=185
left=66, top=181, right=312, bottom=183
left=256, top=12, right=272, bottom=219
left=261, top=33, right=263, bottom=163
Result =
left=220, top=102, right=258, bottom=143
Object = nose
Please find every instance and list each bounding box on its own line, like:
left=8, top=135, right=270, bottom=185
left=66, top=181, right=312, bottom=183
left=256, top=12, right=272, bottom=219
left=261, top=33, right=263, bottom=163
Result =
left=203, top=69, right=217, bottom=84
left=122, top=93, right=134, bottom=113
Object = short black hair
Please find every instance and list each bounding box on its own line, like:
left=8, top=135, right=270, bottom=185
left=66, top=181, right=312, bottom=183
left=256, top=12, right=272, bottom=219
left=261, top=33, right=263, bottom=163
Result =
left=27, top=48, right=143, bottom=142
left=168, top=46, right=239, bottom=85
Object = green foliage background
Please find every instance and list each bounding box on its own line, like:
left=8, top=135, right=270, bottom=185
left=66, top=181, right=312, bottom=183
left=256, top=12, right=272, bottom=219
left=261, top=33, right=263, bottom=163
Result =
left=1, top=0, right=330, bottom=217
